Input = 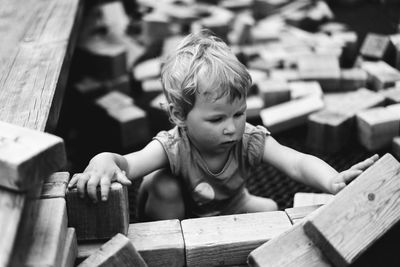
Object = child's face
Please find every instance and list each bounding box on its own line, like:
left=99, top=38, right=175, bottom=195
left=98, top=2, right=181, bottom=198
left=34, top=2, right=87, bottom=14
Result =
left=184, top=91, right=246, bottom=156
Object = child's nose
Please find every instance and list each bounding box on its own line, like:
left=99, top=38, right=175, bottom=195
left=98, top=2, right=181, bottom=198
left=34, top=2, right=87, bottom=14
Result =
left=223, top=119, right=236, bottom=135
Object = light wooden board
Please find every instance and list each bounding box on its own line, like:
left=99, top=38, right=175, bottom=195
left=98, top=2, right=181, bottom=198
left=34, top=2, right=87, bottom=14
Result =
left=293, top=192, right=334, bottom=207
left=61, top=228, right=78, bottom=267
left=285, top=204, right=323, bottom=225
left=78, top=233, right=147, bottom=267
left=304, top=154, right=400, bottom=267
left=67, top=183, right=129, bottom=241
left=0, top=121, right=66, bottom=192
left=10, top=198, right=68, bottom=267
left=0, top=0, right=82, bottom=132
left=41, top=171, right=70, bottom=199
left=181, top=211, right=292, bottom=266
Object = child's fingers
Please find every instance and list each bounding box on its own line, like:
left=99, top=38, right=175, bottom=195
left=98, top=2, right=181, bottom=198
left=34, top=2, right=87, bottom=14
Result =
left=68, top=174, right=80, bottom=188
left=332, top=182, right=346, bottom=194
left=350, top=154, right=379, bottom=171
left=76, top=173, right=90, bottom=199
left=341, top=169, right=363, bottom=184
left=116, top=170, right=132, bottom=186
left=100, top=178, right=111, bottom=201
left=87, top=174, right=101, bottom=202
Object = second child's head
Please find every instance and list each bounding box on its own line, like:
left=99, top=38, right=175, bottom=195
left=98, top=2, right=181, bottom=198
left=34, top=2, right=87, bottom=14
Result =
left=161, top=30, right=252, bottom=127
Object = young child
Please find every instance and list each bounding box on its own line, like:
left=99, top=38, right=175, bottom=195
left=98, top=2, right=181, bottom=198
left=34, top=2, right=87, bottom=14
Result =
left=68, top=30, right=378, bottom=221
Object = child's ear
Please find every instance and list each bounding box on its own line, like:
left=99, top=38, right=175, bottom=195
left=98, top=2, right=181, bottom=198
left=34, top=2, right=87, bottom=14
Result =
left=168, top=104, right=186, bottom=127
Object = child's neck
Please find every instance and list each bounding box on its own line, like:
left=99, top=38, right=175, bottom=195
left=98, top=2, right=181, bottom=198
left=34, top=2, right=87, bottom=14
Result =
left=193, top=144, right=232, bottom=174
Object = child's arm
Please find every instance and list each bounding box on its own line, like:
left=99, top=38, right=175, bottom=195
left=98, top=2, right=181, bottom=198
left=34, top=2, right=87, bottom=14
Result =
left=68, top=140, right=168, bottom=202
left=262, top=135, right=378, bottom=194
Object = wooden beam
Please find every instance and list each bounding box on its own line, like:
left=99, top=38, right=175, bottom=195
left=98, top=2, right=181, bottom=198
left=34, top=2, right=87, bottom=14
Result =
left=61, top=228, right=78, bottom=267
left=67, top=183, right=129, bottom=241
left=304, top=154, right=400, bottom=267
left=293, top=192, right=334, bottom=208
left=182, top=211, right=292, bottom=266
left=0, top=121, right=66, bottom=193
left=9, top=198, right=68, bottom=267
left=41, top=172, right=70, bottom=199
left=285, top=204, right=323, bottom=225
left=78, top=234, right=147, bottom=267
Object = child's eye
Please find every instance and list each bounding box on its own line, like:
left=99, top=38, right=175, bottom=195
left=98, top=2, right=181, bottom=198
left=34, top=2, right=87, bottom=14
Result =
left=234, top=112, right=244, bottom=118
left=208, top=117, right=222, bottom=123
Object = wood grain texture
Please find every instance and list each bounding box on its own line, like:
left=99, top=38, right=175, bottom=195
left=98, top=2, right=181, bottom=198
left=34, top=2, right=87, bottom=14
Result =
left=181, top=211, right=292, bottom=267
left=304, top=154, right=400, bottom=267
left=61, top=228, right=78, bottom=267
left=285, top=204, right=322, bottom=225
left=41, top=171, right=70, bottom=199
left=78, top=233, right=147, bottom=267
left=0, top=189, right=25, bottom=267
left=0, top=0, right=82, bottom=132
left=10, top=198, right=68, bottom=267
left=0, top=121, right=66, bottom=192
left=67, top=183, right=129, bottom=241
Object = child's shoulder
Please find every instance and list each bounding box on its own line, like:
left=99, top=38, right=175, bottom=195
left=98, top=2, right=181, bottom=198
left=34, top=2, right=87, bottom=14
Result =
left=243, top=123, right=271, bottom=136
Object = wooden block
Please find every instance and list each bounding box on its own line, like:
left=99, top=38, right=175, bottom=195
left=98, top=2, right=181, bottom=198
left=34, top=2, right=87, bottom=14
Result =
left=148, top=93, right=172, bottom=133
left=360, top=60, right=400, bottom=90
left=78, top=219, right=185, bottom=267
left=132, top=58, right=162, bottom=81
left=141, top=12, right=171, bottom=46
left=142, top=78, right=163, bottom=94
left=97, top=1, right=129, bottom=35
left=257, top=79, right=291, bottom=107
left=248, top=220, right=331, bottom=267
left=304, top=154, right=400, bottom=267
left=61, top=228, right=78, bottom=267
left=269, top=69, right=300, bottom=82
left=307, top=89, right=385, bottom=153
left=248, top=69, right=268, bottom=85
left=360, top=33, right=394, bottom=62
left=41, top=171, right=70, bottom=199
left=0, top=121, right=66, bottom=192
left=297, top=54, right=341, bottom=92
left=10, top=198, right=68, bottom=267
left=78, top=233, right=147, bottom=267
left=379, top=86, right=400, bottom=104
left=67, top=183, right=129, bottom=241
left=182, top=211, right=292, bottom=266
left=74, top=77, right=106, bottom=99
left=393, top=137, right=400, bottom=160
left=246, top=95, right=264, bottom=120
left=293, top=192, right=334, bottom=207
left=78, top=34, right=127, bottom=80
left=289, top=81, right=323, bottom=99
left=95, top=91, right=134, bottom=112
left=260, top=96, right=324, bottom=133
left=0, top=190, right=25, bottom=267
left=196, top=6, right=234, bottom=43
left=228, top=12, right=254, bottom=45
left=356, top=104, right=400, bottom=151
left=285, top=204, right=323, bottom=225
left=391, top=34, right=400, bottom=70
left=331, top=31, right=358, bottom=67
left=340, top=68, right=367, bottom=91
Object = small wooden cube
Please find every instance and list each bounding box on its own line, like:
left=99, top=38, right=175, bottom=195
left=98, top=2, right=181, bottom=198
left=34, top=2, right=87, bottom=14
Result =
left=360, top=33, right=394, bottom=62
left=67, top=183, right=129, bottom=241
left=340, top=68, right=367, bottom=91
left=182, top=211, right=292, bottom=266
left=360, top=60, right=400, bottom=90
left=78, top=233, right=147, bottom=267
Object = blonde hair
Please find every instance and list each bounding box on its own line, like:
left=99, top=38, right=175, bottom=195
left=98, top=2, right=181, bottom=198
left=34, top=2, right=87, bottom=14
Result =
left=161, top=30, right=251, bottom=126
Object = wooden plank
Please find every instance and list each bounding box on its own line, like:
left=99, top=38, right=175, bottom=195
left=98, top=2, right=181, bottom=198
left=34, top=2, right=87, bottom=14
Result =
left=132, top=58, right=162, bottom=81
left=289, top=81, right=323, bottom=99
left=181, top=211, right=292, bottom=266
left=379, top=86, right=400, bottom=104
left=77, top=219, right=185, bottom=267
left=340, top=68, right=367, bottom=91
left=260, top=96, right=324, bottom=133
left=248, top=220, right=331, bottom=267
left=393, top=137, right=400, bottom=160
left=293, top=192, right=334, bottom=207
left=0, top=121, right=66, bottom=192
left=356, top=104, right=400, bottom=151
left=41, top=171, right=70, bottom=199
left=304, top=154, right=400, bottom=267
left=61, top=228, right=78, bottom=267
left=360, top=60, right=400, bottom=90
left=360, top=33, right=394, bottom=62
left=285, top=204, right=323, bottom=225
left=66, top=183, right=129, bottom=241
left=0, top=190, right=25, bottom=267
left=257, top=79, right=290, bottom=107
left=78, top=233, right=147, bottom=267
left=10, top=198, right=68, bottom=267
left=0, top=0, right=82, bottom=132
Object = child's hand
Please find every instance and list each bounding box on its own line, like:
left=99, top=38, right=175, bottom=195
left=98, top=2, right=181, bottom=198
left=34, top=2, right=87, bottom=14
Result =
left=68, top=153, right=131, bottom=202
left=330, top=154, right=379, bottom=194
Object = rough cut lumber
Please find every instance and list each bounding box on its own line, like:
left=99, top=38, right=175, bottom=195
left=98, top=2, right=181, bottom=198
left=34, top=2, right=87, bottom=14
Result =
left=293, top=192, right=334, bottom=207
left=61, top=228, right=78, bottom=267
left=260, top=96, right=324, bottom=133
left=257, top=79, right=290, bottom=107
left=248, top=215, right=331, bottom=267
left=41, top=171, right=70, bottom=199
left=0, top=190, right=25, bottom=267
left=67, top=183, right=129, bottom=241
left=360, top=60, right=400, bottom=90
left=78, top=219, right=185, bottom=267
left=304, top=154, right=400, bottom=267
left=78, top=233, right=147, bottom=267
left=393, top=137, right=400, bottom=160
left=0, top=121, right=66, bottom=193
left=285, top=204, right=322, bottom=225
left=356, top=104, right=400, bottom=151
left=182, top=211, right=292, bottom=266
left=0, top=0, right=82, bottom=132
left=10, top=198, right=68, bottom=267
